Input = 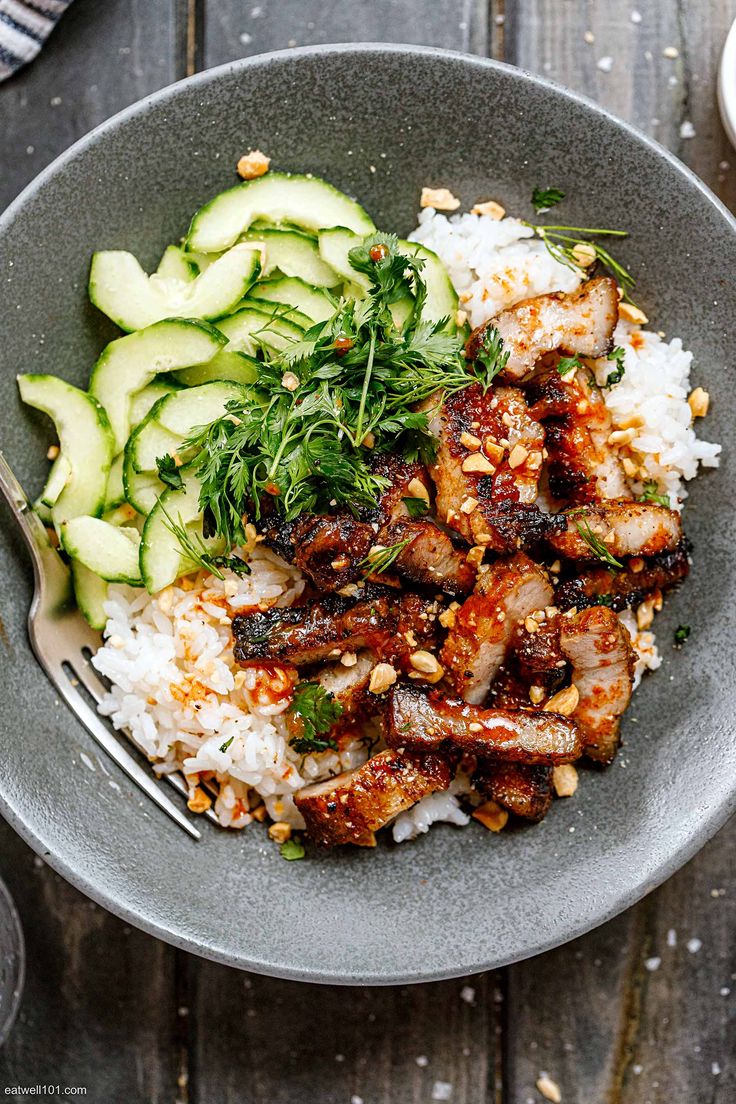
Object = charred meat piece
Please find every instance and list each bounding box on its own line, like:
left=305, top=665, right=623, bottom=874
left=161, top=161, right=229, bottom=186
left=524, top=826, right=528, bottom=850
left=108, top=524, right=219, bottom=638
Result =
left=559, top=606, right=635, bottom=764
left=360, top=452, right=432, bottom=527
left=425, top=382, right=555, bottom=552
left=548, top=500, right=683, bottom=562
left=556, top=541, right=691, bottom=612
left=314, top=651, right=377, bottom=719
left=377, top=518, right=477, bottom=597
left=264, top=514, right=374, bottom=593
left=441, top=552, right=554, bottom=703
left=466, top=277, right=619, bottom=383
left=474, top=760, right=554, bottom=822
left=387, top=683, right=583, bottom=764
left=233, top=585, right=439, bottom=667
left=295, top=748, right=451, bottom=847
left=528, top=365, right=627, bottom=503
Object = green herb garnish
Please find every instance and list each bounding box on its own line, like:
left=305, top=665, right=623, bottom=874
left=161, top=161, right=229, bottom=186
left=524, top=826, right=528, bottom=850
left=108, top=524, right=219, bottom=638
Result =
left=603, top=346, right=626, bottom=389
left=532, top=186, right=566, bottom=213
left=526, top=221, right=634, bottom=298
left=574, top=516, right=624, bottom=570
left=402, top=496, right=431, bottom=518
left=219, top=736, right=234, bottom=753
left=674, top=624, right=691, bottom=645
left=155, top=454, right=183, bottom=491
left=288, top=682, right=343, bottom=754
left=639, top=481, right=671, bottom=509
left=359, top=537, right=412, bottom=576
left=280, top=838, right=305, bottom=861
left=473, top=325, right=510, bottom=390
left=557, top=354, right=584, bottom=376
left=160, top=507, right=251, bottom=580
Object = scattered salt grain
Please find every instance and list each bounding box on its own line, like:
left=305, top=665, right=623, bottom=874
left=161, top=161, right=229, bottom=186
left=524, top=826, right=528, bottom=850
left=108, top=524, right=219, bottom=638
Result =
left=680, top=120, right=696, bottom=139
left=663, top=46, right=679, bottom=59
left=686, top=937, right=702, bottom=954
left=720, top=987, right=731, bottom=996
left=597, top=56, right=614, bottom=72
left=351, top=1097, right=364, bottom=1104
left=630, top=10, right=642, bottom=22
left=645, top=956, right=661, bottom=972
left=536, top=1074, right=562, bottom=1103
left=667, top=928, right=677, bottom=947
left=80, top=752, right=96, bottom=773
left=460, top=986, right=476, bottom=1004
left=239, top=32, right=253, bottom=44
left=432, top=1082, right=453, bottom=1101
left=584, top=30, right=595, bottom=44
left=632, top=1065, right=643, bottom=1075
left=712, top=1063, right=721, bottom=1076
left=416, top=1055, right=429, bottom=1068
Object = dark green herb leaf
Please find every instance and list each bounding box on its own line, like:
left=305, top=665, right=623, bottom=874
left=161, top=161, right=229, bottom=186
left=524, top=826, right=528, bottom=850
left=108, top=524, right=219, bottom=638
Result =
left=603, top=346, right=626, bottom=389
left=557, top=354, right=584, bottom=376
left=674, top=624, right=691, bottom=645
left=219, top=736, right=234, bottom=753
left=208, top=554, right=251, bottom=577
left=155, top=454, right=183, bottom=491
left=289, top=682, right=343, bottom=754
left=402, top=496, right=431, bottom=518
left=639, top=481, right=671, bottom=509
left=574, top=516, right=624, bottom=570
left=532, top=186, right=565, bottom=213
left=280, top=837, right=305, bottom=861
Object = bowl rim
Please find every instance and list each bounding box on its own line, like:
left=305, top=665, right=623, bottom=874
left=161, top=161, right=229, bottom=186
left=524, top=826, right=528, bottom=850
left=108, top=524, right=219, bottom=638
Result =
left=1, top=42, right=735, bottom=985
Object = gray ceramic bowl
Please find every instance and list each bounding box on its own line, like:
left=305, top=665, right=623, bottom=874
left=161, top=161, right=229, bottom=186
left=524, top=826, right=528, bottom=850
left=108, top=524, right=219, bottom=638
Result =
left=0, top=45, right=734, bottom=985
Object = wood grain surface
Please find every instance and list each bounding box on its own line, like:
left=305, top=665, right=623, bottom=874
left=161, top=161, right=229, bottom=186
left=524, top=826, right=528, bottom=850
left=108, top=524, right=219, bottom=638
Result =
left=0, top=2, right=733, bottom=1101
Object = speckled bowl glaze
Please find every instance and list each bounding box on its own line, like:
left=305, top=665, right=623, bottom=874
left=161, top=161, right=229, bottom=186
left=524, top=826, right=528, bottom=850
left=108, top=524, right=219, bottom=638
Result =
left=0, top=45, right=734, bottom=985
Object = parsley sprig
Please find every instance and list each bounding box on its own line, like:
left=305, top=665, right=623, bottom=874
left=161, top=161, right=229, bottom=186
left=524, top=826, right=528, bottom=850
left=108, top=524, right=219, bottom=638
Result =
left=288, top=682, right=343, bottom=754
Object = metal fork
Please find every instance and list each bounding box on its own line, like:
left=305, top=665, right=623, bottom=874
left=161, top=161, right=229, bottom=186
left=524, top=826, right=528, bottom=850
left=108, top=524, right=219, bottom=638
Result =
left=0, top=451, right=203, bottom=839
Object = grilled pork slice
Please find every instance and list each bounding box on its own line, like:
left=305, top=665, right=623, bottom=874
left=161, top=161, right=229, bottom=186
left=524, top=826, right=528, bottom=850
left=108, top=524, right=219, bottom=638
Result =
left=466, top=277, right=619, bottom=383
left=528, top=366, right=627, bottom=503
left=295, top=748, right=451, bottom=846
left=377, top=518, right=477, bottom=597
left=556, top=541, right=691, bottom=612
left=387, top=684, right=583, bottom=764
left=315, top=651, right=377, bottom=718
left=559, top=606, right=635, bottom=763
left=426, top=383, right=554, bottom=552
left=473, top=760, right=554, bottom=822
left=264, top=514, right=375, bottom=593
left=360, top=453, right=432, bottom=527
left=548, top=500, right=683, bottom=562
left=441, top=552, right=554, bottom=703
left=232, top=585, right=438, bottom=667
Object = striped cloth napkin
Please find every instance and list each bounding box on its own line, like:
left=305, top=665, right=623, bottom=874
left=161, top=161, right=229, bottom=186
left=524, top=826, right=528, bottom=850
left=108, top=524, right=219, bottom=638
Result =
left=0, top=0, right=73, bottom=81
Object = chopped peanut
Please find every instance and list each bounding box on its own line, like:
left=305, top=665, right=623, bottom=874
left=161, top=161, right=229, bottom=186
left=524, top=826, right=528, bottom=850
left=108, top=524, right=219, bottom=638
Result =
left=406, top=476, right=430, bottom=503
left=466, top=545, right=486, bottom=568
left=688, top=386, right=709, bottom=418
left=636, top=598, right=657, bottom=630
left=281, top=371, right=299, bottom=391
left=483, top=440, right=506, bottom=465
left=473, top=800, right=508, bottom=832
left=460, top=431, right=482, bottom=451
left=455, top=308, right=468, bottom=327
left=622, top=456, right=639, bottom=478
left=536, top=1074, right=563, bottom=1104
left=618, top=301, right=649, bottom=325
left=461, top=453, right=495, bottom=474
left=571, top=242, right=596, bottom=267
left=46, top=444, right=60, bottom=461
left=237, top=149, right=271, bottom=179
left=340, top=651, right=358, bottom=667
left=438, top=607, right=457, bottom=629
left=409, top=651, right=443, bottom=683
left=529, top=685, right=545, bottom=705
left=187, top=787, right=212, bottom=814
left=420, top=186, right=460, bottom=211
left=524, top=616, right=540, bottom=634
left=361, top=431, right=375, bottom=448
left=368, top=663, right=398, bottom=694
left=268, top=821, right=292, bottom=844
left=608, top=428, right=637, bottom=445
left=251, top=804, right=268, bottom=822
left=552, top=764, right=579, bottom=798
left=544, top=684, right=580, bottom=716
left=507, top=443, right=529, bottom=469
left=471, top=199, right=505, bottom=219
left=460, top=496, right=479, bottom=515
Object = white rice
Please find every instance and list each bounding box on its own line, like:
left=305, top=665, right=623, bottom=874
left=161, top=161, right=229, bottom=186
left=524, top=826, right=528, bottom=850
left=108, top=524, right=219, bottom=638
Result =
left=92, top=202, right=721, bottom=841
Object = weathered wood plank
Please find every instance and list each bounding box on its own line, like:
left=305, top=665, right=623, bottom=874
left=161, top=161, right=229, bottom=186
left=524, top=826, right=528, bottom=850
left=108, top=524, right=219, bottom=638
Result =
left=204, top=0, right=490, bottom=68
left=0, top=0, right=182, bottom=210
left=0, top=820, right=180, bottom=1100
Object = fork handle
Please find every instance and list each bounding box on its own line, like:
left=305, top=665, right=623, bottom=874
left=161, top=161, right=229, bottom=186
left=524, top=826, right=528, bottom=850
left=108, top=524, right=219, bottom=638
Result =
left=0, top=451, right=71, bottom=601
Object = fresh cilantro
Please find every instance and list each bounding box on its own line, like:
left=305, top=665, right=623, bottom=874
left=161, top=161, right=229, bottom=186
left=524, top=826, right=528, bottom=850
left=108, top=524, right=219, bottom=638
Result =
left=359, top=537, right=412, bottom=577
left=574, top=515, right=624, bottom=570
left=280, top=837, right=305, bottom=861
left=402, top=496, right=431, bottom=518
left=472, top=325, right=510, bottom=391
left=603, top=347, right=626, bottom=389
left=557, top=354, right=584, bottom=376
left=288, top=682, right=343, bottom=754
left=674, top=624, right=691, bottom=645
left=639, top=481, right=671, bottom=509
left=155, top=454, right=183, bottom=491
left=532, top=186, right=566, bottom=213
left=219, top=736, right=234, bottom=753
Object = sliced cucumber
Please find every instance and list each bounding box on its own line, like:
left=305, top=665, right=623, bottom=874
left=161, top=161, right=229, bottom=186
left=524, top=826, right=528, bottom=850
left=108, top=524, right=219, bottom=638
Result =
left=217, top=307, right=304, bottom=355
left=186, top=172, right=375, bottom=254
left=88, top=318, right=226, bottom=453
left=140, top=466, right=224, bottom=593
left=61, top=516, right=142, bottom=585
left=34, top=499, right=53, bottom=526
left=39, top=453, right=72, bottom=508
left=240, top=298, right=313, bottom=330
left=156, top=244, right=197, bottom=282
left=18, top=375, right=114, bottom=526
left=129, top=376, right=183, bottom=427
left=173, top=350, right=260, bottom=388
left=104, top=452, right=126, bottom=510
left=244, top=229, right=340, bottom=288
left=89, top=243, right=262, bottom=332
left=128, top=381, right=245, bottom=474
left=71, top=561, right=109, bottom=631
left=124, top=470, right=163, bottom=516
left=248, top=277, right=336, bottom=323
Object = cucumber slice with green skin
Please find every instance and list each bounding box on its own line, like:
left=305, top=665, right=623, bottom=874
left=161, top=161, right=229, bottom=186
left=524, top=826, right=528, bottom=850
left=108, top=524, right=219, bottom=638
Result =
left=318, top=227, right=414, bottom=329
left=18, top=375, right=114, bottom=526
left=39, top=453, right=72, bottom=508
left=104, top=452, right=126, bottom=510
left=123, top=470, right=163, bottom=516
left=217, top=307, right=304, bottom=355
left=240, top=298, right=313, bottom=330
left=186, top=172, right=375, bottom=254
left=89, top=243, right=262, bottom=332
left=128, top=382, right=246, bottom=474
left=248, top=277, right=336, bottom=323
left=140, top=466, right=224, bottom=593
left=128, top=376, right=183, bottom=427
left=61, top=517, right=142, bottom=585
left=71, top=561, right=109, bottom=631
left=156, top=244, right=197, bottom=282
left=88, top=318, right=226, bottom=454
left=244, top=229, right=341, bottom=288
left=34, top=499, right=53, bottom=525
left=173, top=350, right=260, bottom=388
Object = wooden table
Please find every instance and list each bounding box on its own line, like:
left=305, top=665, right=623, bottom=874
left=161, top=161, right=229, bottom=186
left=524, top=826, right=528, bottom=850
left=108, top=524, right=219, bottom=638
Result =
left=1, top=2, right=734, bottom=1100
